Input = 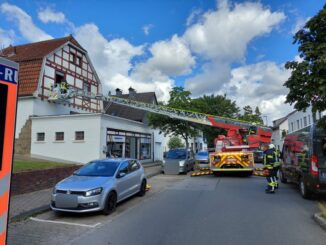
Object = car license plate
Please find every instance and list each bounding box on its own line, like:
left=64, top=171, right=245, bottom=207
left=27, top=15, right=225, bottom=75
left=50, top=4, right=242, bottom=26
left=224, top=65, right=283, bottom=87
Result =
left=56, top=194, right=78, bottom=208
left=226, top=158, right=236, bottom=163
left=321, top=171, right=326, bottom=178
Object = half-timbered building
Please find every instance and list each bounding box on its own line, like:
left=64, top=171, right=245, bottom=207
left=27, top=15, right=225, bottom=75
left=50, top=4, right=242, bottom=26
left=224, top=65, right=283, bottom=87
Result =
left=1, top=35, right=102, bottom=141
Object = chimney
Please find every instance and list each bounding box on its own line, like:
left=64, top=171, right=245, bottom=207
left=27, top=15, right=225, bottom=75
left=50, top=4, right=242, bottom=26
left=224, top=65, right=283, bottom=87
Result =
left=115, top=88, right=123, bottom=96
left=128, top=87, right=136, bottom=98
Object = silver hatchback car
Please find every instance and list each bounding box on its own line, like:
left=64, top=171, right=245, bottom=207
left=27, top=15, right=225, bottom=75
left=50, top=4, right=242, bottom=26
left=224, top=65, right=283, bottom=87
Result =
left=51, top=158, right=147, bottom=215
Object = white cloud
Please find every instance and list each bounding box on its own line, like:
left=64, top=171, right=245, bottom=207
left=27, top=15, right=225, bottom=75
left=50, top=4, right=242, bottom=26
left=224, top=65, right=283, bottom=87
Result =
left=291, top=16, right=310, bottom=35
left=142, top=24, right=154, bottom=36
left=184, top=0, right=286, bottom=118
left=184, top=0, right=285, bottom=61
left=224, top=61, right=293, bottom=122
left=142, top=35, right=195, bottom=76
left=109, top=73, right=173, bottom=102
left=185, top=61, right=231, bottom=96
left=38, top=7, right=66, bottom=24
left=186, top=8, right=202, bottom=26
left=0, top=3, right=52, bottom=42
left=74, top=23, right=145, bottom=94
left=123, top=34, right=195, bottom=100
left=0, top=28, right=15, bottom=47
left=294, top=55, right=303, bottom=63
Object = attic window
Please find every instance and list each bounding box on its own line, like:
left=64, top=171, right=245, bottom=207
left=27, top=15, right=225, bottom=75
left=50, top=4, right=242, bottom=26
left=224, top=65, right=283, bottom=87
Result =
left=70, top=52, right=82, bottom=67
left=76, top=56, right=82, bottom=67
left=69, top=53, right=75, bottom=63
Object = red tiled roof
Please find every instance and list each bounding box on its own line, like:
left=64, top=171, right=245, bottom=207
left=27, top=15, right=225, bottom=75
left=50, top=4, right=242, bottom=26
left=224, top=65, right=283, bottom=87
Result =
left=0, top=36, right=85, bottom=96
left=18, top=60, right=43, bottom=96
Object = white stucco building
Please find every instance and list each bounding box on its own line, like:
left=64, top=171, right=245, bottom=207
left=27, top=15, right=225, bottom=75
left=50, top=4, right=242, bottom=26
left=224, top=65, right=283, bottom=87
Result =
left=271, top=111, right=294, bottom=151
left=287, top=106, right=326, bottom=134
left=31, top=113, right=164, bottom=164
left=272, top=106, right=326, bottom=150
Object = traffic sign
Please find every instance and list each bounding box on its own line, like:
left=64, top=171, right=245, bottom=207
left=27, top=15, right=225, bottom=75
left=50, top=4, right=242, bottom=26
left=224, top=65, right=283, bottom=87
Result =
left=0, top=57, right=19, bottom=245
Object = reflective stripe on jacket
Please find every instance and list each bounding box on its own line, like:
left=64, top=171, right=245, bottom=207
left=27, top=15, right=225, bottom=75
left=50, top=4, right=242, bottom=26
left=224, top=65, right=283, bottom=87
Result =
left=263, top=149, right=275, bottom=169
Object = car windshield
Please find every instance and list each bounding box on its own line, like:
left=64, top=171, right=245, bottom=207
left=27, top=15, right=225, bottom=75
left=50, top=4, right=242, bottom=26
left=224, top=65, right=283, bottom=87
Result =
left=197, top=151, right=208, bottom=156
left=74, top=160, right=120, bottom=177
left=166, top=149, right=187, bottom=159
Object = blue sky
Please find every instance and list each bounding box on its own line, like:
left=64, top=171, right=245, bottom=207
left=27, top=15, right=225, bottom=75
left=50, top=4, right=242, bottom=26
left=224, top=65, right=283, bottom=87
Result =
left=0, top=0, right=324, bottom=122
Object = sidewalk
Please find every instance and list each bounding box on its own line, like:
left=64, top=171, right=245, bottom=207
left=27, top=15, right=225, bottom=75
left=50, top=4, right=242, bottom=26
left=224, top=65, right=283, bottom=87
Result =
left=9, top=162, right=162, bottom=222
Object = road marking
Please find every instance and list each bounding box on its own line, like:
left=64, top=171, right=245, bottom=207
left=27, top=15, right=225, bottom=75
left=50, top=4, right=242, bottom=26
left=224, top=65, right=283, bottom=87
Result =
left=30, top=217, right=101, bottom=228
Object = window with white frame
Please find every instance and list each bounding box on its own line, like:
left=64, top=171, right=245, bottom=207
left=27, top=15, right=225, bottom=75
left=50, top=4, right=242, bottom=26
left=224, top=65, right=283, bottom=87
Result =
left=297, top=120, right=300, bottom=130
left=55, top=132, right=64, bottom=141
left=75, top=131, right=84, bottom=141
left=37, top=132, right=45, bottom=142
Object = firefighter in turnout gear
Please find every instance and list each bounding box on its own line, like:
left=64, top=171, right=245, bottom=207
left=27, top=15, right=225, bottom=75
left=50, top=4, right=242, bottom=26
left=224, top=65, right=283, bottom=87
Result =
left=273, top=146, right=281, bottom=189
left=60, top=80, right=69, bottom=94
left=263, top=144, right=277, bottom=193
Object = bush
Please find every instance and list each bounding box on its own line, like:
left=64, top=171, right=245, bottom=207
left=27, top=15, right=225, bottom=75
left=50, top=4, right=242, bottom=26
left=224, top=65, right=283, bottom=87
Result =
left=168, top=136, right=184, bottom=149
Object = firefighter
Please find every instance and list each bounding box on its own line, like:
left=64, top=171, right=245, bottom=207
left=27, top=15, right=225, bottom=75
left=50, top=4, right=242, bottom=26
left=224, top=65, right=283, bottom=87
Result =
left=263, top=144, right=276, bottom=193
left=273, top=146, right=281, bottom=189
left=249, top=125, right=257, bottom=135
left=60, top=80, right=69, bottom=94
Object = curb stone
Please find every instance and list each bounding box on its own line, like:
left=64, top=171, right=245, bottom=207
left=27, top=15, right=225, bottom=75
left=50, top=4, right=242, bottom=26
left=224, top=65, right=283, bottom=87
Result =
left=9, top=169, right=162, bottom=223
left=313, top=213, right=326, bottom=231
left=10, top=205, right=50, bottom=223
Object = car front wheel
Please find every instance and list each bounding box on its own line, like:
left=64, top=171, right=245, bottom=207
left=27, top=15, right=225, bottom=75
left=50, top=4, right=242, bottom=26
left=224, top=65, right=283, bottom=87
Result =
left=103, top=191, right=117, bottom=215
left=138, top=179, right=147, bottom=197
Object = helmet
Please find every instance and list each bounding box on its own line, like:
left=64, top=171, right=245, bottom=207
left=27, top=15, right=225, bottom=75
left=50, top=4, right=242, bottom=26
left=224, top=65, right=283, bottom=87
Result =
left=269, top=144, right=275, bottom=149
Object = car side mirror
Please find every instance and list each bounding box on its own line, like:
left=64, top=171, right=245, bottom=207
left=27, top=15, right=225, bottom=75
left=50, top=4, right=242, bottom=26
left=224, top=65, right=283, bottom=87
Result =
left=117, top=172, right=126, bottom=178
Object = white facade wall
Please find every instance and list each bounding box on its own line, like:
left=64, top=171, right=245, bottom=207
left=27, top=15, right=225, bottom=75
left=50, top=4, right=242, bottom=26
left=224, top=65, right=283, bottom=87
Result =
left=31, top=113, right=164, bottom=164
left=153, top=129, right=164, bottom=161
left=288, top=106, right=326, bottom=133
left=271, top=119, right=288, bottom=150
left=31, top=114, right=101, bottom=164
left=16, top=97, right=86, bottom=138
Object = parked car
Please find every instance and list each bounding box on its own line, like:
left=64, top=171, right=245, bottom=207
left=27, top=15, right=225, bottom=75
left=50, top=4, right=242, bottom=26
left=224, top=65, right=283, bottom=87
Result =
left=51, top=158, right=147, bottom=214
left=163, top=148, right=195, bottom=174
left=252, top=150, right=264, bottom=163
left=280, top=124, right=326, bottom=199
left=195, top=150, right=209, bottom=168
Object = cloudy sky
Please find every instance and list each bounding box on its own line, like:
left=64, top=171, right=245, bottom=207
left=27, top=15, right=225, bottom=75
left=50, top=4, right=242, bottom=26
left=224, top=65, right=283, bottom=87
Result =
left=0, top=0, right=324, bottom=124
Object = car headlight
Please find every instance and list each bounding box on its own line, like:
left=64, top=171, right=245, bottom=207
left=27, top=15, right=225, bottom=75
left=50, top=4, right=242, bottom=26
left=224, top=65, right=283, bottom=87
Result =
left=85, top=187, right=103, bottom=197
left=179, top=160, right=185, bottom=166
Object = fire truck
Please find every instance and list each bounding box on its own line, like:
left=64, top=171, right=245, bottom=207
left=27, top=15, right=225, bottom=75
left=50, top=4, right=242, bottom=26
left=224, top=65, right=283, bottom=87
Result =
left=48, top=86, right=272, bottom=175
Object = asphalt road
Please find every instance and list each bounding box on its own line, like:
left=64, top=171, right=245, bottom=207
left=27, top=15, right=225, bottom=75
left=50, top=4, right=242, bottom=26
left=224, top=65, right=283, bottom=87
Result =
left=70, top=174, right=326, bottom=245
left=8, top=174, right=326, bottom=245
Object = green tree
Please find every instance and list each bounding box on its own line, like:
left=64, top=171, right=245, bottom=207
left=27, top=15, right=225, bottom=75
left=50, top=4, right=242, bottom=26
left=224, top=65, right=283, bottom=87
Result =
left=284, top=5, right=326, bottom=129
left=238, top=105, right=264, bottom=124
left=191, top=94, right=239, bottom=147
left=148, top=87, right=198, bottom=150
left=167, top=136, right=185, bottom=149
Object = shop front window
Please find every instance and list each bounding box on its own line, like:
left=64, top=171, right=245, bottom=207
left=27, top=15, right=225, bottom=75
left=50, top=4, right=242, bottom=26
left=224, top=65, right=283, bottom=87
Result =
left=107, top=128, right=151, bottom=161
left=140, top=138, right=151, bottom=160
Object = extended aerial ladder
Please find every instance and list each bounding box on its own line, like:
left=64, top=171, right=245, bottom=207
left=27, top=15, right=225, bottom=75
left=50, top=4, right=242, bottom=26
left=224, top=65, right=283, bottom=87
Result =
left=49, top=85, right=272, bottom=175
left=48, top=86, right=272, bottom=141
